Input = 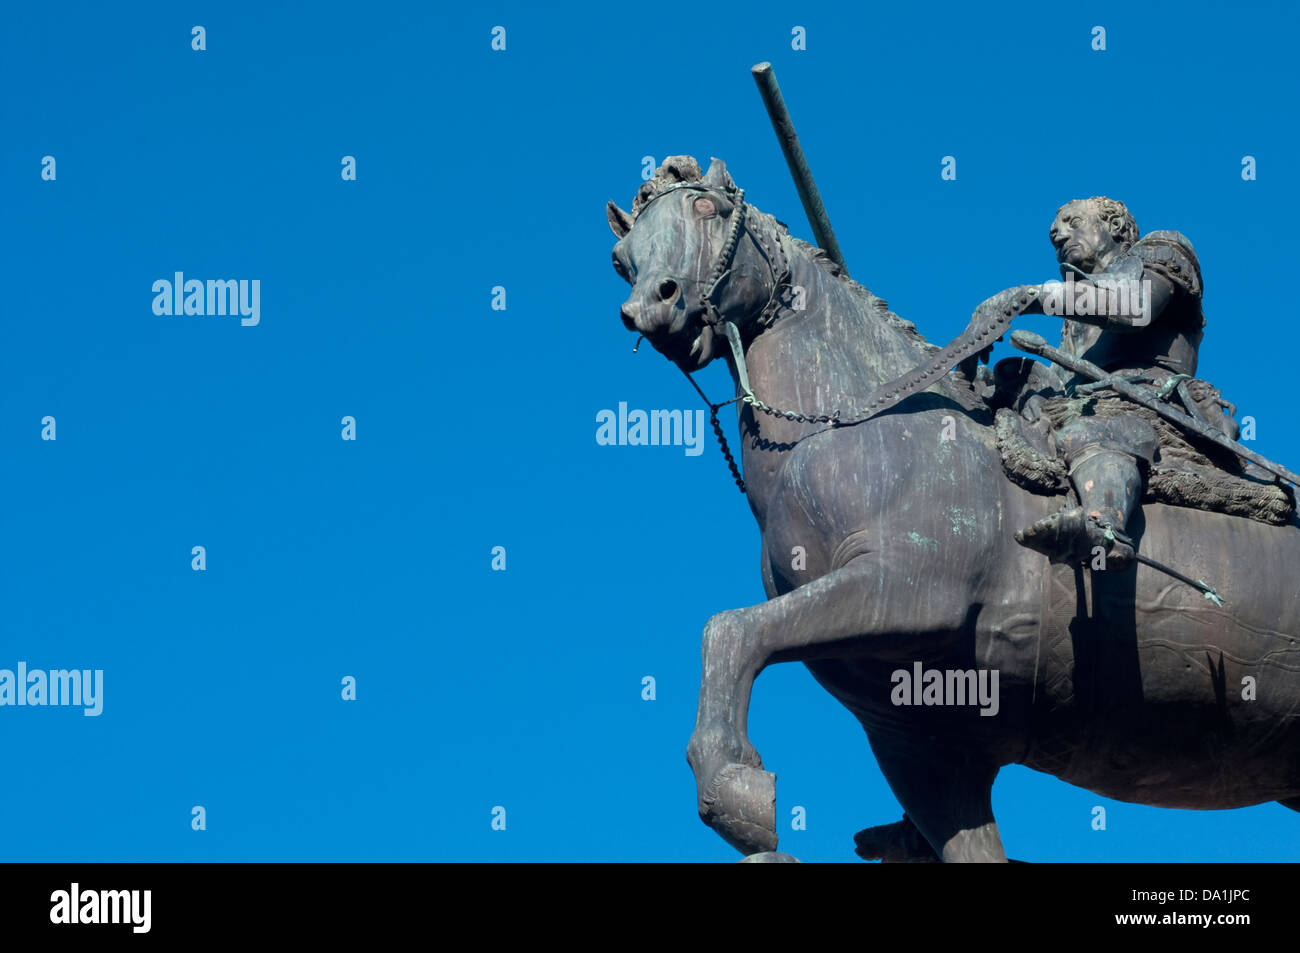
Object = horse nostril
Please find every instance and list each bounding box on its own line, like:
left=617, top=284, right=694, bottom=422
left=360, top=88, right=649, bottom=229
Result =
left=620, top=305, right=638, bottom=331
left=657, top=279, right=678, bottom=302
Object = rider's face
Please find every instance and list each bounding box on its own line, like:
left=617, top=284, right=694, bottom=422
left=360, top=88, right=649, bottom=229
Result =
left=1050, top=204, right=1118, bottom=274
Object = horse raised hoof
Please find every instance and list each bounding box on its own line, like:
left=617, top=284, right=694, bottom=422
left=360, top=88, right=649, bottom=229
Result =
left=699, top=762, right=778, bottom=855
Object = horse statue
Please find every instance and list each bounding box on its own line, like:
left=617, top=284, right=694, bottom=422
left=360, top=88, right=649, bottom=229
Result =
left=606, top=155, right=1300, bottom=862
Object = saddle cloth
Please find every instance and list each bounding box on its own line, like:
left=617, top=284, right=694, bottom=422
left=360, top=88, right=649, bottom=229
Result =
left=995, top=395, right=1295, bottom=525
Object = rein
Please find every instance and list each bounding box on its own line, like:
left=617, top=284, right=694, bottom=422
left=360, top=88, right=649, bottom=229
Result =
left=632, top=180, right=1034, bottom=494
left=636, top=182, right=839, bottom=492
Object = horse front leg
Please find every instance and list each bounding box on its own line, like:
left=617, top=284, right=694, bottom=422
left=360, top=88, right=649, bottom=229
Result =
left=686, top=554, right=969, bottom=856
left=686, top=607, right=777, bottom=855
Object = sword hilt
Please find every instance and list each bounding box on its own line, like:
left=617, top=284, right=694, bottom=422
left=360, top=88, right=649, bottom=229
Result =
left=1009, top=330, right=1049, bottom=355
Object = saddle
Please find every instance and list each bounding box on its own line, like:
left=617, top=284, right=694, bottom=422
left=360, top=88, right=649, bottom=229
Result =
left=989, top=357, right=1295, bottom=526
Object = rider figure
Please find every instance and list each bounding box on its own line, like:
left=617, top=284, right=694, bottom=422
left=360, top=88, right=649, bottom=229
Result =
left=1015, top=197, right=1205, bottom=569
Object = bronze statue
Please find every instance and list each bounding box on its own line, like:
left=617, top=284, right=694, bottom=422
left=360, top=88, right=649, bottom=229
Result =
left=608, top=155, right=1300, bottom=862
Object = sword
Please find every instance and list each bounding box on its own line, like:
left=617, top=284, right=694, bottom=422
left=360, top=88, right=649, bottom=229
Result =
left=1010, top=330, right=1300, bottom=487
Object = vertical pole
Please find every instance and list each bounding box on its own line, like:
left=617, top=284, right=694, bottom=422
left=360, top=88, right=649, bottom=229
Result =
left=750, top=61, right=848, bottom=275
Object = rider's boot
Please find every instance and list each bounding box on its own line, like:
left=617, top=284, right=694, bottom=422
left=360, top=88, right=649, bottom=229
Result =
left=1016, top=450, right=1143, bottom=570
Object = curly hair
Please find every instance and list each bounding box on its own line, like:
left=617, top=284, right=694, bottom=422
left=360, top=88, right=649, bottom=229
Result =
left=631, top=156, right=704, bottom=218
left=1054, top=196, right=1139, bottom=250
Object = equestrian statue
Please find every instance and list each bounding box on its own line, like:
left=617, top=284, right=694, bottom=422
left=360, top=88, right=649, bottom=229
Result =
left=605, top=68, right=1300, bottom=863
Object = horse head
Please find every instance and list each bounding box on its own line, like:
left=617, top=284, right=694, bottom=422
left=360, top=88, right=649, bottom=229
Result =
left=607, top=156, right=790, bottom=373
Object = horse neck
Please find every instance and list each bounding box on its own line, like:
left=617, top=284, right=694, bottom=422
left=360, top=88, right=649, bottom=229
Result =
left=721, top=236, right=942, bottom=525
left=736, top=239, right=935, bottom=420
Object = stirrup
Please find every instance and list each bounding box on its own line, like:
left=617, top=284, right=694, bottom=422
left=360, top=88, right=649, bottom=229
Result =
left=1084, top=515, right=1136, bottom=568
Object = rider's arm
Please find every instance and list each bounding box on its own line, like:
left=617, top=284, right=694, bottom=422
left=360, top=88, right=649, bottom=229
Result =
left=1044, top=269, right=1176, bottom=333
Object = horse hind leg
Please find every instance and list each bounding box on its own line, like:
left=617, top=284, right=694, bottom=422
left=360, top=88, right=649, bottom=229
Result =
left=854, top=814, right=942, bottom=862
left=871, top=744, right=1008, bottom=862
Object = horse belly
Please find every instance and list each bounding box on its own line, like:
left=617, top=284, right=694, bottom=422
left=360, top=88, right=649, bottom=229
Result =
left=1026, top=512, right=1300, bottom=807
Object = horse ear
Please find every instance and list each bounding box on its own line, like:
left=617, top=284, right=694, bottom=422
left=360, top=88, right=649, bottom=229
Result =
left=703, top=157, right=734, bottom=191
left=607, top=200, right=634, bottom=238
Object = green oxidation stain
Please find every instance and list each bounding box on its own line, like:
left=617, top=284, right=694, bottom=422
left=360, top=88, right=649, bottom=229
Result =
left=907, top=532, right=938, bottom=550
left=947, top=506, right=978, bottom=538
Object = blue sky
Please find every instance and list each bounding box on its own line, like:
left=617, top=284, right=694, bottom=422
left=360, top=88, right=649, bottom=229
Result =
left=2, top=0, right=1298, bottom=861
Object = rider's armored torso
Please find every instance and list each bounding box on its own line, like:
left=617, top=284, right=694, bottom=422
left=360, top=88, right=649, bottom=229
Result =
left=1058, top=230, right=1204, bottom=382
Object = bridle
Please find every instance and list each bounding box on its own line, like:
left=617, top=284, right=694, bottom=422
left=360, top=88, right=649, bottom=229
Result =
left=632, top=182, right=792, bottom=336
left=630, top=181, right=803, bottom=492
left=625, top=181, right=1048, bottom=496
left=630, top=179, right=877, bottom=490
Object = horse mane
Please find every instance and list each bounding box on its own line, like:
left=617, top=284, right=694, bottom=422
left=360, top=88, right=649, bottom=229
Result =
left=631, top=156, right=941, bottom=358
left=782, top=233, right=941, bottom=357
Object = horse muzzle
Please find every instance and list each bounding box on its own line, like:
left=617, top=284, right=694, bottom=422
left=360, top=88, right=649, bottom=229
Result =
left=622, top=296, right=716, bottom=370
